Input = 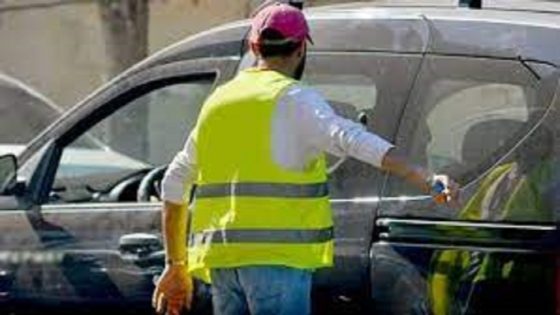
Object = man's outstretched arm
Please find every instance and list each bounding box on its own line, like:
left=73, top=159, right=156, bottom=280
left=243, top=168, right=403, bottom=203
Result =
left=291, top=87, right=458, bottom=201
left=381, top=148, right=432, bottom=194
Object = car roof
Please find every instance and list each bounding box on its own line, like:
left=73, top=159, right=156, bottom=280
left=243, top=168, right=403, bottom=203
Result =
left=140, top=1, right=560, bottom=70
left=309, top=3, right=560, bottom=64
left=309, top=1, right=560, bottom=23
left=310, top=0, right=560, bottom=14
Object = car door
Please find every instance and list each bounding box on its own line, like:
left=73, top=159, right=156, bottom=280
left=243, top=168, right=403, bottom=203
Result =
left=298, top=51, right=422, bottom=302
left=371, top=55, right=560, bottom=314
left=0, top=57, right=237, bottom=310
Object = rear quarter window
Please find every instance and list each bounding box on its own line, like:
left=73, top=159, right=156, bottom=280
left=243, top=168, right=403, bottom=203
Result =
left=383, top=56, right=559, bottom=223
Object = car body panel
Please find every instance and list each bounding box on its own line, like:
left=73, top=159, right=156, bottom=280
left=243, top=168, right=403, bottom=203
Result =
left=307, top=11, right=429, bottom=53
left=0, top=204, right=159, bottom=304
left=426, top=10, right=560, bottom=66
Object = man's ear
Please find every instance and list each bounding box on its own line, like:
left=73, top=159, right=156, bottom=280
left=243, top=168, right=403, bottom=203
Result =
left=296, top=41, right=306, bottom=57
left=250, top=42, right=261, bottom=57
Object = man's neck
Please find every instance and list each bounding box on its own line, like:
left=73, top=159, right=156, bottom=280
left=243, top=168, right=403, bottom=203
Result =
left=257, top=59, right=294, bottom=78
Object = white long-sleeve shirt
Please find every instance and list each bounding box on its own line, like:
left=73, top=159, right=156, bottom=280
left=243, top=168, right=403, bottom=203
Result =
left=161, top=84, right=394, bottom=204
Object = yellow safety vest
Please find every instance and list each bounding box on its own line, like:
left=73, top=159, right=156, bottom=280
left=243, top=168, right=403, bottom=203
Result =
left=187, top=68, right=334, bottom=283
left=428, top=161, right=554, bottom=314
left=429, top=164, right=514, bottom=315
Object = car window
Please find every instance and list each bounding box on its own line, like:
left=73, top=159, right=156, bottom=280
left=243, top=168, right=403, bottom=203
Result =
left=302, top=53, right=420, bottom=198
left=383, top=56, right=557, bottom=222
left=305, top=73, right=378, bottom=116
left=419, top=82, right=532, bottom=177
left=49, top=78, right=214, bottom=203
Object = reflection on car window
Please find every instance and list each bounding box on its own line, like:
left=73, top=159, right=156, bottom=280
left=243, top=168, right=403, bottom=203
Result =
left=421, top=82, right=532, bottom=177
left=51, top=79, right=214, bottom=204
left=384, top=57, right=557, bottom=223
left=304, top=73, right=378, bottom=117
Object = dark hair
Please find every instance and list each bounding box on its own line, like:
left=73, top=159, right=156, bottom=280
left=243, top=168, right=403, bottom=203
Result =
left=256, top=28, right=301, bottom=58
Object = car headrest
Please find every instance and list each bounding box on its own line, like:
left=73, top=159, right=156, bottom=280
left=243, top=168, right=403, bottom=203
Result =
left=462, top=119, right=552, bottom=172
left=461, top=119, right=524, bottom=170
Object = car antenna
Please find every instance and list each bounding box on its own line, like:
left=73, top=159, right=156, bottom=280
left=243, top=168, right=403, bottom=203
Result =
left=459, top=0, right=482, bottom=9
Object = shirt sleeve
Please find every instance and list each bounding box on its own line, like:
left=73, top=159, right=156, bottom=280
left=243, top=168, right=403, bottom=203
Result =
left=161, top=131, right=198, bottom=204
left=283, top=85, right=394, bottom=168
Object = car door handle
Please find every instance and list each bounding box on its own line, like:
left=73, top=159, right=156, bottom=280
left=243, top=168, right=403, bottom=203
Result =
left=119, top=233, right=163, bottom=257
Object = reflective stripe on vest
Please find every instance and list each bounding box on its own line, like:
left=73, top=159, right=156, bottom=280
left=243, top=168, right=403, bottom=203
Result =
left=195, top=182, right=329, bottom=198
left=190, top=226, right=334, bottom=245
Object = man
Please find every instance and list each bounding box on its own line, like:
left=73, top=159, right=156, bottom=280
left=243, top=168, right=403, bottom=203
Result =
left=153, top=3, right=458, bottom=315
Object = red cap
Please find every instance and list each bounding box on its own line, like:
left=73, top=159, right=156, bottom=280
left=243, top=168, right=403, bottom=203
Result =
left=249, top=3, right=312, bottom=45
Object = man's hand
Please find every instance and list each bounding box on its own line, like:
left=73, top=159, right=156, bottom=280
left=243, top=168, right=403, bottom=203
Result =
left=157, top=200, right=191, bottom=314
left=381, top=149, right=460, bottom=206
left=152, top=264, right=193, bottom=315
left=430, top=174, right=460, bottom=206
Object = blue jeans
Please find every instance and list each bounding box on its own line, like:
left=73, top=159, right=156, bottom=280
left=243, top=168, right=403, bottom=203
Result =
left=210, top=266, right=312, bottom=315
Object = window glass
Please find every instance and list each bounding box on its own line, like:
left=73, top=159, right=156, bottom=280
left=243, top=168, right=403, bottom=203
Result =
left=383, top=56, right=557, bottom=222
left=302, top=53, right=419, bottom=198
left=305, top=73, right=378, bottom=116
left=419, top=82, right=532, bottom=177
left=50, top=79, right=214, bottom=203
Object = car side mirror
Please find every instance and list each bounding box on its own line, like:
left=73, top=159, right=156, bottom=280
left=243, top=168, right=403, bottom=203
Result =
left=0, top=154, right=17, bottom=195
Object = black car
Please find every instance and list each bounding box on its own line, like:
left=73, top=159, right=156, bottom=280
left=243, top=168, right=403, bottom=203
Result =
left=0, top=2, right=559, bottom=314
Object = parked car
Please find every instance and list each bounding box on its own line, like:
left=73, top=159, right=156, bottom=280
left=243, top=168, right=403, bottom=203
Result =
left=0, top=1, right=559, bottom=314
left=0, top=72, right=61, bottom=156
